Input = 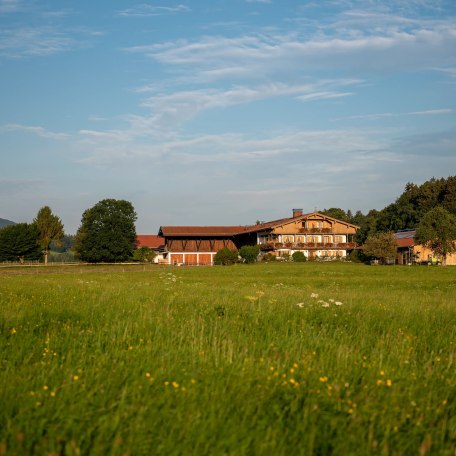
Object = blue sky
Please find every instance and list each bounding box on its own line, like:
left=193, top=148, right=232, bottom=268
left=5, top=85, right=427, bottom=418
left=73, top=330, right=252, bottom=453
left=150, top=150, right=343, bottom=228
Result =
left=1, top=0, right=455, bottom=233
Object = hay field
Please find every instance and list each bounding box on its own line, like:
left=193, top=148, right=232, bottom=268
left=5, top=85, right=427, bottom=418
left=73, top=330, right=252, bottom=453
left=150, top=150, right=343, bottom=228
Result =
left=1, top=263, right=455, bottom=455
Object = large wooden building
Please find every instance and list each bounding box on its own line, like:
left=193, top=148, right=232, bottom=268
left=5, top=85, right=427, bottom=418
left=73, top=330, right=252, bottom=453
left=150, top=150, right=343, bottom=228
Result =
left=158, top=210, right=359, bottom=265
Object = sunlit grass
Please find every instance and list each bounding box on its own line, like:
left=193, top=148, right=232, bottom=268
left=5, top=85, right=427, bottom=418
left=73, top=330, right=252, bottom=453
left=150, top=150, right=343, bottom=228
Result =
left=1, top=262, right=455, bottom=454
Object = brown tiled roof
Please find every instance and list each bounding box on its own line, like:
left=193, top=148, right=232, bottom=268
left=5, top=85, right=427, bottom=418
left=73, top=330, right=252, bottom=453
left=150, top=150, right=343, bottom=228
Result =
left=394, top=230, right=416, bottom=248
left=159, top=226, right=247, bottom=237
left=136, top=235, right=165, bottom=249
left=239, top=217, right=296, bottom=234
left=159, top=212, right=360, bottom=238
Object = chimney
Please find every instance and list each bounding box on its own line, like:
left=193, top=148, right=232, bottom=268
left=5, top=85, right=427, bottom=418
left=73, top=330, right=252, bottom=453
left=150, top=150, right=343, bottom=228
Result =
left=293, top=208, right=303, bottom=218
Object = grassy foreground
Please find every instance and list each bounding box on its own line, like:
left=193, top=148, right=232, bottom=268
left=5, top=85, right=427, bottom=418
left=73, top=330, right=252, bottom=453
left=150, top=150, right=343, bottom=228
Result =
left=0, top=262, right=455, bottom=455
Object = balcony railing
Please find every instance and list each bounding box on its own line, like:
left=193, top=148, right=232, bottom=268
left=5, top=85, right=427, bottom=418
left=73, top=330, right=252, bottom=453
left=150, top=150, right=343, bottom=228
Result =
left=299, top=227, right=333, bottom=234
left=258, top=242, right=357, bottom=250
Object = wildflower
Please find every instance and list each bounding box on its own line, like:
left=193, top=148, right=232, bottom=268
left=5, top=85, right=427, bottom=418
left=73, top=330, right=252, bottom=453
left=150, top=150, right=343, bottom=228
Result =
left=386, top=379, right=392, bottom=387
left=310, top=293, right=319, bottom=299
left=319, top=376, right=328, bottom=383
left=50, top=391, right=56, bottom=397
left=145, top=372, right=151, bottom=378
left=321, top=302, right=330, bottom=308
left=380, top=370, right=385, bottom=376
left=296, top=302, right=305, bottom=308
left=329, top=299, right=335, bottom=303
left=335, top=301, right=343, bottom=306
left=172, top=381, right=179, bottom=389
left=43, top=385, right=48, bottom=391
left=73, top=375, right=79, bottom=381
left=10, top=328, right=17, bottom=335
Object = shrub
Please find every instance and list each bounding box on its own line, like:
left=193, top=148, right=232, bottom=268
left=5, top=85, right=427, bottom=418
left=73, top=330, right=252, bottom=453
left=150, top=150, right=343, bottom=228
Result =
left=292, top=251, right=306, bottom=262
left=132, top=247, right=156, bottom=263
left=214, top=248, right=239, bottom=265
left=239, top=245, right=260, bottom=264
left=261, top=253, right=277, bottom=262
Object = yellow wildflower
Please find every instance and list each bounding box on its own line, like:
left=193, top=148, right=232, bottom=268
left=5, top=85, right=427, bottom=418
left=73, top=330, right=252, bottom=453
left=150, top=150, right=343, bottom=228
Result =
left=319, top=376, right=328, bottom=383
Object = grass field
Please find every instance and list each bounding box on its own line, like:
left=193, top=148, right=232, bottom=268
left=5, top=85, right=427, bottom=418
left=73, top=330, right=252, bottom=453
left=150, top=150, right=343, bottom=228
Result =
left=1, top=262, right=455, bottom=455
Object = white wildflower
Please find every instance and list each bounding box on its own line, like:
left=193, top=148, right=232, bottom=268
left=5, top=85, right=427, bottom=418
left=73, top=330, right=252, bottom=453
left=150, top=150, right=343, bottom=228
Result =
left=321, top=302, right=330, bottom=308
left=310, top=293, right=319, bottom=299
left=335, top=301, right=343, bottom=306
left=296, top=302, right=305, bottom=308
left=329, top=299, right=335, bottom=303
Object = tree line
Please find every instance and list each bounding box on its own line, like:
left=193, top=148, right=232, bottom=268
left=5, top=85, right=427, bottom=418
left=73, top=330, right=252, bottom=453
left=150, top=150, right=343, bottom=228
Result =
left=0, top=199, right=138, bottom=264
left=321, top=176, right=456, bottom=265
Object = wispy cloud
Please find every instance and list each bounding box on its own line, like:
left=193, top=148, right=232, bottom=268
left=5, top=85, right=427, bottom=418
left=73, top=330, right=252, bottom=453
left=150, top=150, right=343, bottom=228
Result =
left=0, top=0, right=23, bottom=13
left=117, top=4, right=190, bottom=17
left=126, top=15, right=456, bottom=82
left=0, top=124, right=69, bottom=140
left=122, top=79, right=362, bottom=135
left=341, top=108, right=454, bottom=120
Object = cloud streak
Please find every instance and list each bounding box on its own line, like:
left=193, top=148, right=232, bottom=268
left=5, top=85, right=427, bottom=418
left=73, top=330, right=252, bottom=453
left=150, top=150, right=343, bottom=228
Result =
left=0, top=124, right=69, bottom=140
left=117, top=4, right=190, bottom=17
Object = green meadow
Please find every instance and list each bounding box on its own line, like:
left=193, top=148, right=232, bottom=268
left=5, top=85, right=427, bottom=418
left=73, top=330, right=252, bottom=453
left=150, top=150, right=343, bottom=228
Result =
left=0, top=263, right=455, bottom=455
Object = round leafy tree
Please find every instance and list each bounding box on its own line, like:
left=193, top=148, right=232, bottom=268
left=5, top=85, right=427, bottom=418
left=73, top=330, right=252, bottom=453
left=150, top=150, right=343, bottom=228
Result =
left=75, top=199, right=137, bottom=263
left=415, top=206, right=456, bottom=266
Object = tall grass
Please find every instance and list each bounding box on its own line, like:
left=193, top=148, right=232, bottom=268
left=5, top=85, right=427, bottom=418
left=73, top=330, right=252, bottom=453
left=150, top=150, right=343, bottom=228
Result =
left=0, top=263, right=455, bottom=455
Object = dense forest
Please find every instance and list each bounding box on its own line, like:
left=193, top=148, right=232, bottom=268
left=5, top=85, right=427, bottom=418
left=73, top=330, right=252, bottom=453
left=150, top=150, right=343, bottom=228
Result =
left=322, top=175, right=456, bottom=243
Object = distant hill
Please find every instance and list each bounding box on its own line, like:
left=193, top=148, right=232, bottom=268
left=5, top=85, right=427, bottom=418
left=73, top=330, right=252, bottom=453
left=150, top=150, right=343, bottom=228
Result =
left=0, top=218, right=16, bottom=228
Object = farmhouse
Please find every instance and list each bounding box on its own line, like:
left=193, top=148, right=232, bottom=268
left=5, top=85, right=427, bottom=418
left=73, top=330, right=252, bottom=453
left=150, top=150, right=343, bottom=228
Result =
left=158, top=210, right=359, bottom=265
left=394, top=230, right=456, bottom=265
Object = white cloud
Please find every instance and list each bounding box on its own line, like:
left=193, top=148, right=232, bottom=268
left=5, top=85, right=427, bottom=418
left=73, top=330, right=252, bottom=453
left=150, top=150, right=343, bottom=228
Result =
left=126, top=16, right=456, bottom=81
left=117, top=4, right=190, bottom=17
left=0, top=124, right=69, bottom=140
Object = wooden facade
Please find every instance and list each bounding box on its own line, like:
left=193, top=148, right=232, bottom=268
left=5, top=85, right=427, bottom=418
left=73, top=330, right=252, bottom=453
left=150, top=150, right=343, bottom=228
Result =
left=158, top=226, right=243, bottom=265
left=158, top=211, right=359, bottom=265
left=249, top=211, right=359, bottom=259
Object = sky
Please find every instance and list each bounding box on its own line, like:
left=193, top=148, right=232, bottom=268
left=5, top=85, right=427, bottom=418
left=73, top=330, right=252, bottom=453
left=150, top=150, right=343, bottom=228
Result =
left=1, top=0, right=455, bottom=234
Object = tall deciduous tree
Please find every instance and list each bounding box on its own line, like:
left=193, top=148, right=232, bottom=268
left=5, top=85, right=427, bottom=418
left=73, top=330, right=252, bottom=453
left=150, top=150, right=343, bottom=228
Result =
left=34, top=206, right=64, bottom=265
left=75, top=199, right=137, bottom=263
left=415, top=207, right=456, bottom=266
left=363, top=231, right=397, bottom=265
left=0, top=223, right=42, bottom=263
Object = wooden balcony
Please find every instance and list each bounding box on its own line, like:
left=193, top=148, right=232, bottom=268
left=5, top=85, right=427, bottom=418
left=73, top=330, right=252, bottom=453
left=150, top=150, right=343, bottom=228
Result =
left=258, top=242, right=357, bottom=250
left=299, top=227, right=333, bottom=234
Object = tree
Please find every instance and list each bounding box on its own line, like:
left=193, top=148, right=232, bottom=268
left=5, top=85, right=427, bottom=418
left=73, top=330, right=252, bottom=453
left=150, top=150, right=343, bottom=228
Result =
left=34, top=206, right=64, bottom=265
left=0, top=223, right=42, bottom=263
left=75, top=199, right=137, bottom=263
left=239, top=245, right=260, bottom=264
left=292, top=251, right=306, bottom=262
left=363, top=231, right=397, bottom=265
left=415, top=207, right=456, bottom=266
left=213, top=247, right=238, bottom=265
left=321, top=208, right=349, bottom=222
left=132, top=247, right=156, bottom=263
